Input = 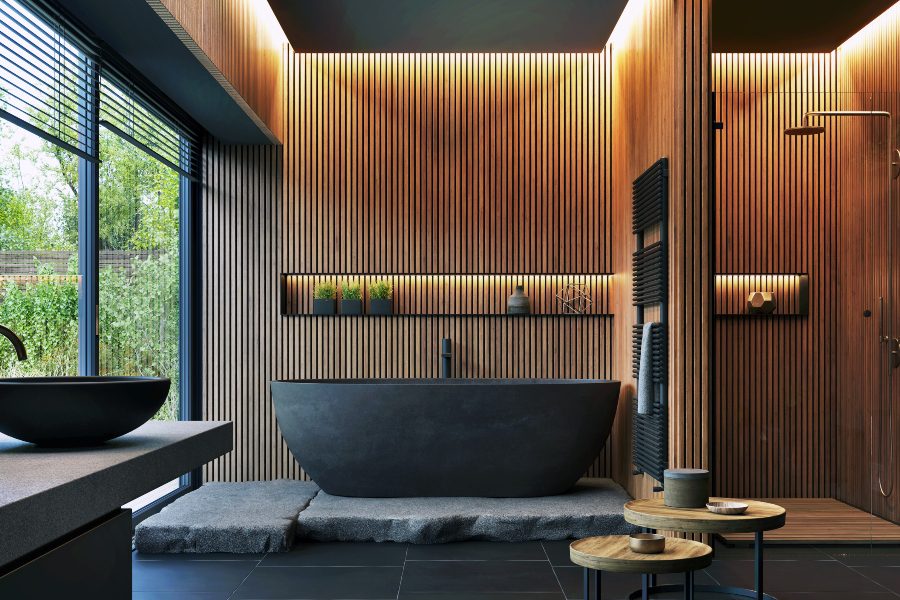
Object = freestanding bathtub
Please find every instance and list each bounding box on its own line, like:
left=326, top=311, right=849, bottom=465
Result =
left=271, top=379, right=620, bottom=497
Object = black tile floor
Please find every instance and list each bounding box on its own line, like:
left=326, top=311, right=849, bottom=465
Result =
left=132, top=541, right=900, bottom=600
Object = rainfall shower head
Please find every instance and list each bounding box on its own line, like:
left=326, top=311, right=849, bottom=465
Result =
left=784, top=124, right=826, bottom=136
left=785, top=113, right=829, bottom=136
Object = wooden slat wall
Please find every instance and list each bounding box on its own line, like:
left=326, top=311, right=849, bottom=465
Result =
left=284, top=53, right=611, bottom=275
left=202, top=52, right=618, bottom=482
left=670, top=0, right=712, bottom=488
left=149, top=0, right=286, bottom=143
left=608, top=0, right=711, bottom=501
left=711, top=53, right=840, bottom=498
left=836, top=2, right=900, bottom=524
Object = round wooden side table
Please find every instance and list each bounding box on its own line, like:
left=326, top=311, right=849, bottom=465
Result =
left=569, top=535, right=712, bottom=600
left=623, top=498, right=787, bottom=600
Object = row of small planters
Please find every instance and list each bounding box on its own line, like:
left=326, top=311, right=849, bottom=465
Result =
left=312, top=280, right=393, bottom=315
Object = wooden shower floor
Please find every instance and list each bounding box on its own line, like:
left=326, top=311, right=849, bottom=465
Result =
left=719, top=498, right=900, bottom=544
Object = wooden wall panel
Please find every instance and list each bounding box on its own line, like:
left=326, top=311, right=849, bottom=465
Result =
left=670, top=0, right=712, bottom=488
left=283, top=53, right=611, bottom=275
left=609, top=0, right=711, bottom=502
left=836, top=1, right=900, bottom=524
left=202, top=52, right=618, bottom=483
left=149, top=0, right=286, bottom=143
left=711, top=53, right=840, bottom=498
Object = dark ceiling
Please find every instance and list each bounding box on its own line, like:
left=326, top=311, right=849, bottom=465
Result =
left=712, top=0, right=897, bottom=52
left=266, top=0, right=629, bottom=52
left=62, top=0, right=274, bottom=144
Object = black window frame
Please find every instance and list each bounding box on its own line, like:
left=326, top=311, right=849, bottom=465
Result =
left=1, top=0, right=204, bottom=522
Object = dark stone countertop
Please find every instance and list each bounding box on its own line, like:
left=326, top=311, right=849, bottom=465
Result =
left=0, top=421, right=232, bottom=568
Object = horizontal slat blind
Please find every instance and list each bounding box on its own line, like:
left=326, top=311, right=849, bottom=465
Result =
left=99, top=75, right=200, bottom=177
left=0, top=0, right=95, bottom=159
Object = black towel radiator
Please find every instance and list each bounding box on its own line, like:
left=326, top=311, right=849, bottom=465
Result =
left=631, top=158, right=669, bottom=487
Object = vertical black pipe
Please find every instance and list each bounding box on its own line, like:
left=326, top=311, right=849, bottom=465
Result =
left=441, top=338, right=452, bottom=379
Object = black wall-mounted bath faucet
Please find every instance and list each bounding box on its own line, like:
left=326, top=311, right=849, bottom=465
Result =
left=441, top=338, right=452, bottom=379
left=0, top=325, right=27, bottom=361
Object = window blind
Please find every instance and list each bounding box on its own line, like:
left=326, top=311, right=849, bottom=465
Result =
left=0, top=0, right=96, bottom=160
left=99, top=73, right=200, bottom=180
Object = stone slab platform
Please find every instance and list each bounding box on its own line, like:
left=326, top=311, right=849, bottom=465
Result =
left=134, top=478, right=635, bottom=552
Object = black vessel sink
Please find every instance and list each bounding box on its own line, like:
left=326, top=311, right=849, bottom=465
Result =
left=0, top=376, right=170, bottom=447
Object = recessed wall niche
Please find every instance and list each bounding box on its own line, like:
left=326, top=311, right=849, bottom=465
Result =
left=280, top=274, right=613, bottom=316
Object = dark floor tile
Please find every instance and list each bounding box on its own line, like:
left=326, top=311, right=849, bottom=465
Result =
left=554, top=566, right=634, bottom=599
left=713, top=543, right=829, bottom=561
left=707, top=558, right=884, bottom=593
left=133, top=552, right=265, bottom=562
left=398, top=594, right=564, bottom=600
left=407, top=541, right=547, bottom=561
left=260, top=542, right=407, bottom=566
left=770, top=594, right=897, bottom=600
left=401, top=561, right=560, bottom=594
left=824, top=545, right=900, bottom=567
left=132, top=593, right=229, bottom=600
left=132, top=559, right=257, bottom=593
left=853, top=566, right=900, bottom=594
left=543, top=540, right=576, bottom=566
left=553, top=566, right=720, bottom=600
left=231, top=566, right=402, bottom=599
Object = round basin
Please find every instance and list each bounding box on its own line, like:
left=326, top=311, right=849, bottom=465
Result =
left=0, top=376, right=170, bottom=447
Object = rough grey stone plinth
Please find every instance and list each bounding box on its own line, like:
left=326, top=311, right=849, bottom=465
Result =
left=296, top=478, right=636, bottom=543
left=134, top=480, right=319, bottom=553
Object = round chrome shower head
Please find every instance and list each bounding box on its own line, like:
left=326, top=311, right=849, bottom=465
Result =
left=784, top=125, right=826, bottom=136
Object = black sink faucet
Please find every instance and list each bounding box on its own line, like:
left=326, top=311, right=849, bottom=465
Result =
left=0, top=325, right=27, bottom=361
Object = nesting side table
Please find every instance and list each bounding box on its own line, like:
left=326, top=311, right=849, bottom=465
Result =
left=623, top=498, right=786, bottom=600
left=569, top=535, right=712, bottom=600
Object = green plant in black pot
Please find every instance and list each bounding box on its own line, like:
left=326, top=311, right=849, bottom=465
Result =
left=340, top=281, right=363, bottom=315
left=312, top=281, right=337, bottom=315
left=369, top=280, right=393, bottom=315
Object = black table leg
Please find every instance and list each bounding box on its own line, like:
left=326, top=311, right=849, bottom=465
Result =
left=594, top=569, right=601, bottom=600
left=755, top=531, right=764, bottom=600
left=684, top=570, right=694, bottom=600
left=627, top=531, right=776, bottom=600
left=583, top=567, right=589, bottom=600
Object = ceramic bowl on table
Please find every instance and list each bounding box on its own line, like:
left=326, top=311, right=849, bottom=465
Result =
left=628, top=533, right=666, bottom=554
left=706, top=501, right=749, bottom=515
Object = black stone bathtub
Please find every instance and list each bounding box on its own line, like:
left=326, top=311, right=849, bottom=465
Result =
left=271, top=379, right=620, bottom=497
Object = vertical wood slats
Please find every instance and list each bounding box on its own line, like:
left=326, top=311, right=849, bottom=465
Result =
left=712, top=52, right=839, bottom=499
left=284, top=52, right=611, bottom=275
left=609, top=0, right=711, bottom=507
left=202, top=51, right=617, bottom=483
left=280, top=274, right=611, bottom=316
left=671, top=0, right=712, bottom=498
left=150, top=0, right=285, bottom=143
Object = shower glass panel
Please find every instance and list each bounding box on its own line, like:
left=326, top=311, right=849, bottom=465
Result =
left=830, top=91, right=900, bottom=543
left=713, top=74, right=898, bottom=545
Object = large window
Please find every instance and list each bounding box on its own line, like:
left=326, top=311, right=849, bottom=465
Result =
left=0, top=118, right=79, bottom=375
left=0, top=0, right=199, bottom=512
left=98, top=104, right=182, bottom=421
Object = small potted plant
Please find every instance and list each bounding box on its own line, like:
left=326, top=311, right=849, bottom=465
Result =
left=340, top=281, right=363, bottom=315
left=312, top=281, right=337, bottom=315
left=369, top=280, right=393, bottom=315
